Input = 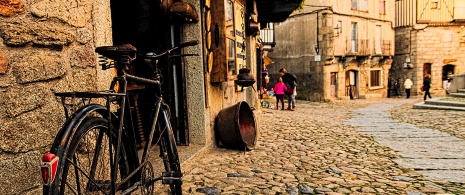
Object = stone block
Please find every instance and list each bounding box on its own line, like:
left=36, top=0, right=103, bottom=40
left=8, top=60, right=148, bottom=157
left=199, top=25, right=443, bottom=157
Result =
left=2, top=84, right=47, bottom=117
left=30, top=0, right=92, bottom=27
left=0, top=0, right=24, bottom=17
left=0, top=50, right=8, bottom=74
left=70, top=46, right=97, bottom=68
left=0, top=97, right=64, bottom=152
left=0, top=23, right=74, bottom=47
left=0, top=151, right=42, bottom=195
left=76, top=28, right=92, bottom=44
left=52, top=68, right=97, bottom=92
left=13, top=53, right=66, bottom=84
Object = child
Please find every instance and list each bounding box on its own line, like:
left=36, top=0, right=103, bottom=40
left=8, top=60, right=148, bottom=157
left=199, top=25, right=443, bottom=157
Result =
left=273, top=77, right=287, bottom=110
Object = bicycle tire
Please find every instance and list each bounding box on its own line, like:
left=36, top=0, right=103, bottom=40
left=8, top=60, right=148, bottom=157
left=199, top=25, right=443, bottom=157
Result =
left=158, top=108, right=182, bottom=195
left=57, top=117, right=135, bottom=194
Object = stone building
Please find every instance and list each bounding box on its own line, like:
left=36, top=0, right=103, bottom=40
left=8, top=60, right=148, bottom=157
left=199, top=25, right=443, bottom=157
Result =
left=267, top=0, right=395, bottom=101
left=393, top=0, right=465, bottom=97
left=0, top=0, right=300, bottom=194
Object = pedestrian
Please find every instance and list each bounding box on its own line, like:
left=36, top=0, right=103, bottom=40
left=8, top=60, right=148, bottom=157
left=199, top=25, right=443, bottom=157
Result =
left=423, top=74, right=432, bottom=101
left=394, top=79, right=401, bottom=97
left=279, top=68, right=297, bottom=111
left=273, top=77, right=287, bottom=110
left=387, top=78, right=392, bottom=98
left=404, top=77, right=413, bottom=98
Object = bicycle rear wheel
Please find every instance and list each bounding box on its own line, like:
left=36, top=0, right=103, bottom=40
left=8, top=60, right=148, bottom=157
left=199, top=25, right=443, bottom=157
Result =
left=59, top=117, right=135, bottom=194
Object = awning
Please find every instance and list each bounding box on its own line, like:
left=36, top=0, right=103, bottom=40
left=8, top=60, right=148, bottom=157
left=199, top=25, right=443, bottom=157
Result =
left=256, top=0, right=301, bottom=23
left=264, top=56, right=274, bottom=66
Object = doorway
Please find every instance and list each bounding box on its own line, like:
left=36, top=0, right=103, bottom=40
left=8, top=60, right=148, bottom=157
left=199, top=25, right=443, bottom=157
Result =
left=330, top=72, right=337, bottom=98
left=110, top=0, right=189, bottom=145
left=423, top=63, right=432, bottom=78
left=345, top=70, right=358, bottom=99
left=442, top=64, right=454, bottom=89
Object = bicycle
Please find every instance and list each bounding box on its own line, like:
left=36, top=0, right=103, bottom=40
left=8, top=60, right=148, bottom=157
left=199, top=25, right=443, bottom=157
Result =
left=40, top=40, right=199, bottom=194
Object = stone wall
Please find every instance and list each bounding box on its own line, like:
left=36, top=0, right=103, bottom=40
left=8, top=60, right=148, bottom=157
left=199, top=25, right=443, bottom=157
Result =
left=0, top=0, right=112, bottom=194
left=392, top=26, right=465, bottom=97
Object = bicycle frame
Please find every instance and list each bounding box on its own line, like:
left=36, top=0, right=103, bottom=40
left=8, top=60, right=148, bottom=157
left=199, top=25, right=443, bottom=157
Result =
left=108, top=68, right=172, bottom=194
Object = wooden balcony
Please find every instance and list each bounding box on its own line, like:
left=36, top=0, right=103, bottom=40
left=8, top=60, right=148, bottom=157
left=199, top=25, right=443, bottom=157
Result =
left=346, top=39, right=370, bottom=56
left=343, top=39, right=392, bottom=57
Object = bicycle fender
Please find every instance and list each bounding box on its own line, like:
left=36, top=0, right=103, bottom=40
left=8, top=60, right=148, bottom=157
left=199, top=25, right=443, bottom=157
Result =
left=50, top=104, right=111, bottom=153
left=44, top=104, right=113, bottom=195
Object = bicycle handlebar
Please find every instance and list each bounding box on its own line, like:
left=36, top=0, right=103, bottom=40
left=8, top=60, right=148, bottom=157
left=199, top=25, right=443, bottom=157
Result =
left=144, top=40, right=199, bottom=60
left=178, top=40, right=199, bottom=48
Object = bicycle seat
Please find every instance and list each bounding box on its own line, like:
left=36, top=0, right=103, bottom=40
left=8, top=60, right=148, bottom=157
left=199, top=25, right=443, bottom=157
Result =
left=95, top=44, right=137, bottom=60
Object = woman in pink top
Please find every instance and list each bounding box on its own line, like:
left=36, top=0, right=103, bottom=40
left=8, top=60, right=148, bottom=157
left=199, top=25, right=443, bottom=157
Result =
left=273, top=77, right=287, bottom=110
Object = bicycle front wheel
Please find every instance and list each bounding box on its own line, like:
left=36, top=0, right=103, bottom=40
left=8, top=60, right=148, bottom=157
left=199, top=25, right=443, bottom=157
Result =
left=158, top=109, right=182, bottom=195
left=59, top=117, right=135, bottom=194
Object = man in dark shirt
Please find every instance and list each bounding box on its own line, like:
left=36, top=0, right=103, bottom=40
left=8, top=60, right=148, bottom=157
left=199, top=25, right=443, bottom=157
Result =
left=279, top=68, right=297, bottom=111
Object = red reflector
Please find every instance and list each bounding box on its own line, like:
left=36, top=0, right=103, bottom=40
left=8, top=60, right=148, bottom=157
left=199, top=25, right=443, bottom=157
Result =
left=41, top=152, right=59, bottom=186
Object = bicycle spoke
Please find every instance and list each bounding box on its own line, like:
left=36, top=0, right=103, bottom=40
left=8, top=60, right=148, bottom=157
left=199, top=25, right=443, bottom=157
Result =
left=89, top=129, right=105, bottom=188
left=72, top=155, right=82, bottom=194
left=64, top=180, right=79, bottom=194
left=66, top=157, right=111, bottom=195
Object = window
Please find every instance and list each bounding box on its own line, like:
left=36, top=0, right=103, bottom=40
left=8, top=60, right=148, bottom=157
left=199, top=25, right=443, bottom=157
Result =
left=336, top=20, right=342, bottom=35
left=351, top=0, right=357, bottom=10
left=431, top=0, right=439, bottom=9
left=210, top=0, right=247, bottom=82
left=351, top=0, right=368, bottom=11
left=225, top=0, right=236, bottom=75
left=379, top=0, right=385, bottom=15
left=375, top=25, right=382, bottom=54
left=370, top=70, right=382, bottom=87
left=351, top=22, right=357, bottom=52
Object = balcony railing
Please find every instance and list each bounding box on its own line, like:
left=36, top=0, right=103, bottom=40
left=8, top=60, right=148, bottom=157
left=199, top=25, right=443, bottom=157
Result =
left=344, top=39, right=392, bottom=56
left=346, top=39, right=369, bottom=55
left=260, top=28, right=275, bottom=47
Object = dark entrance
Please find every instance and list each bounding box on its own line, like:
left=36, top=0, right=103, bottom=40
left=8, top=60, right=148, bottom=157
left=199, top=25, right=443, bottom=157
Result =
left=442, top=64, right=454, bottom=89
left=110, top=0, right=189, bottom=145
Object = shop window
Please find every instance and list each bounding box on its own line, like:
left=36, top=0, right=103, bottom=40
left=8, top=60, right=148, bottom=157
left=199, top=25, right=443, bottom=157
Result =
left=210, top=0, right=246, bottom=82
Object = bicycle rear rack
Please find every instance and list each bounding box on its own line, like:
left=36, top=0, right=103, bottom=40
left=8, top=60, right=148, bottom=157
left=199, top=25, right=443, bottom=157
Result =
left=55, top=91, right=125, bottom=119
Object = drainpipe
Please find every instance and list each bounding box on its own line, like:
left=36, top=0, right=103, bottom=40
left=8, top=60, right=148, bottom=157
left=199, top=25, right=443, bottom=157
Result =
left=315, top=12, right=319, bottom=54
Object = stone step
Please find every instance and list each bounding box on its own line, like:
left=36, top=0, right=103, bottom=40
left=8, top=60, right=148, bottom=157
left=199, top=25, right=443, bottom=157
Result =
left=413, top=101, right=465, bottom=111
left=423, top=98, right=465, bottom=107
left=458, top=89, right=465, bottom=93
left=449, top=93, right=465, bottom=98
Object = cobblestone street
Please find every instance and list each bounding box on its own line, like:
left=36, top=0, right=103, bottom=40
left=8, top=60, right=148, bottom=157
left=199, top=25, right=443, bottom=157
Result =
left=181, top=97, right=465, bottom=195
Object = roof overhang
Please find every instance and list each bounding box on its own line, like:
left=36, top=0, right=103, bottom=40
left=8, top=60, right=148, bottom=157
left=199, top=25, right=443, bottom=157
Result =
left=256, top=0, right=301, bottom=23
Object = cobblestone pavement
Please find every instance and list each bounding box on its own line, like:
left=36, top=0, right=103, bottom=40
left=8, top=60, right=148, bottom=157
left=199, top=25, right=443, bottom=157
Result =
left=181, top=97, right=465, bottom=195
